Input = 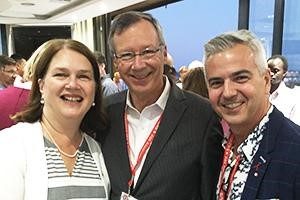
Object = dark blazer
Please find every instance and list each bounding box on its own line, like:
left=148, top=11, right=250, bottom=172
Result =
left=101, top=83, right=223, bottom=200
left=242, top=107, right=300, bottom=199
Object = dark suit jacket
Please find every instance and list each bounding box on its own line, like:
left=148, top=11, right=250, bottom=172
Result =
left=241, top=107, right=300, bottom=199
left=101, top=83, right=223, bottom=200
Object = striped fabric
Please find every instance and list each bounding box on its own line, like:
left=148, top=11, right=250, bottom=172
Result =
left=44, top=136, right=107, bottom=200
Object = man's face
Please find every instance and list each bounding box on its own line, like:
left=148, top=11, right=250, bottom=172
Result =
left=113, top=19, right=166, bottom=98
left=267, top=58, right=286, bottom=85
left=205, top=44, right=271, bottom=130
left=0, top=64, right=17, bottom=87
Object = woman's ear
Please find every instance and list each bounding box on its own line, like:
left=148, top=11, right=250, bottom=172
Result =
left=38, top=78, right=44, bottom=94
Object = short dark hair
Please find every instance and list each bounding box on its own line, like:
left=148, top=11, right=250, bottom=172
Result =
left=10, top=53, right=24, bottom=61
left=267, top=54, right=288, bottom=72
left=0, top=55, right=16, bottom=69
left=94, top=51, right=107, bottom=66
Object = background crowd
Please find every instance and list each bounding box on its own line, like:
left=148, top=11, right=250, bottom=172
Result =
left=0, top=11, right=299, bottom=200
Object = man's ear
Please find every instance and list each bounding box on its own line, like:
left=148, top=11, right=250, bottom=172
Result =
left=283, top=71, right=287, bottom=79
left=264, top=68, right=271, bottom=93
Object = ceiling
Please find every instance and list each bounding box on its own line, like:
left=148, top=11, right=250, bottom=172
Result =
left=0, top=0, right=147, bottom=25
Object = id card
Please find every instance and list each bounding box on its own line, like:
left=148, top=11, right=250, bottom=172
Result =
left=120, top=192, right=138, bottom=200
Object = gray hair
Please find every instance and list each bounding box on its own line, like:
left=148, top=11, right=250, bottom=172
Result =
left=203, top=29, right=268, bottom=75
left=108, top=11, right=166, bottom=56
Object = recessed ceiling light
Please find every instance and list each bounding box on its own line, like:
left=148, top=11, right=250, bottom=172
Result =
left=21, top=2, right=35, bottom=6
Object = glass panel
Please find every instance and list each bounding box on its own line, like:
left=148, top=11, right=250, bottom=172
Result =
left=282, top=0, right=300, bottom=87
left=147, top=0, right=238, bottom=71
left=249, top=0, right=275, bottom=58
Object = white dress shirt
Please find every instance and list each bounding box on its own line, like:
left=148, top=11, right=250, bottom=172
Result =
left=125, top=77, right=171, bottom=186
left=269, top=82, right=300, bottom=125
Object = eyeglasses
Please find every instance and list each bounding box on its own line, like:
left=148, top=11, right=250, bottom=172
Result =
left=115, top=45, right=163, bottom=62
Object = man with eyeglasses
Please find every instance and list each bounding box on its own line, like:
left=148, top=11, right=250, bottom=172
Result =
left=0, top=55, right=17, bottom=90
left=100, top=11, right=223, bottom=200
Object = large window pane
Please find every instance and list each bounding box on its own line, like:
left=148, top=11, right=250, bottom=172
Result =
left=282, top=0, right=300, bottom=86
left=249, top=0, right=275, bottom=58
left=147, top=0, right=238, bottom=70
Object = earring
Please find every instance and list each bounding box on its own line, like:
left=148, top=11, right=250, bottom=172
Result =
left=40, top=96, right=45, bottom=104
left=92, top=102, right=95, bottom=106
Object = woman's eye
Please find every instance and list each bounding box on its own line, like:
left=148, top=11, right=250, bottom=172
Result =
left=79, top=74, right=92, bottom=80
left=54, top=73, right=67, bottom=77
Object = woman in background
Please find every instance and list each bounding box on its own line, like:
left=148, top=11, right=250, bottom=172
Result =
left=182, top=67, right=208, bottom=98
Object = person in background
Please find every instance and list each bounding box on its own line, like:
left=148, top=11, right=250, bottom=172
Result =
left=0, top=55, right=17, bottom=89
left=101, top=11, right=223, bottom=200
left=188, top=59, right=204, bottom=69
left=163, top=52, right=177, bottom=83
left=176, top=65, right=188, bottom=88
left=268, top=54, right=300, bottom=125
left=163, top=63, right=177, bottom=83
left=113, top=71, right=127, bottom=91
left=0, top=54, right=32, bottom=130
left=182, top=66, right=208, bottom=98
left=0, top=39, right=110, bottom=199
left=204, top=29, right=300, bottom=199
left=94, top=51, right=119, bottom=96
left=10, top=53, right=27, bottom=77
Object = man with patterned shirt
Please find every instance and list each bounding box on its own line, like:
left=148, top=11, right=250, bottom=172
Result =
left=203, top=29, right=300, bottom=199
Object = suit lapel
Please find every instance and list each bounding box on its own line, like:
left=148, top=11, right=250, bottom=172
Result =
left=134, top=85, right=187, bottom=190
left=241, top=108, right=283, bottom=199
left=109, top=94, right=132, bottom=187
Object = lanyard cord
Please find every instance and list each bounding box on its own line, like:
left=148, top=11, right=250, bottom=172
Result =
left=218, top=134, right=241, bottom=200
left=124, top=112, right=162, bottom=193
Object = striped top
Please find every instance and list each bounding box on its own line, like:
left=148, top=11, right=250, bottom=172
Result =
left=44, top=134, right=107, bottom=200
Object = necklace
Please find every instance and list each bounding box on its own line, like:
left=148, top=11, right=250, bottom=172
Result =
left=41, top=121, right=84, bottom=158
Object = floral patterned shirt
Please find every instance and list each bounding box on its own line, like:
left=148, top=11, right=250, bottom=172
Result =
left=217, top=106, right=273, bottom=200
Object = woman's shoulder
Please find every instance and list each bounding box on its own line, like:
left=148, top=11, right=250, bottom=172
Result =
left=0, top=122, right=41, bottom=139
left=84, top=134, right=102, bottom=153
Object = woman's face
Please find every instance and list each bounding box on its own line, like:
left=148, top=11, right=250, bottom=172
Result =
left=39, top=48, right=96, bottom=124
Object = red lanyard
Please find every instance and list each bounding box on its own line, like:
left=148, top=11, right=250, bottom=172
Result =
left=124, top=112, right=162, bottom=193
left=218, top=133, right=241, bottom=200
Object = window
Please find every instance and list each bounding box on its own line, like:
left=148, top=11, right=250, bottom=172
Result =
left=249, top=0, right=275, bottom=58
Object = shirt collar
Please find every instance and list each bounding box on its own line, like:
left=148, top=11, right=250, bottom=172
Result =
left=239, top=105, right=274, bottom=161
left=13, top=75, right=32, bottom=90
left=222, top=105, right=274, bottom=162
left=126, top=75, right=171, bottom=112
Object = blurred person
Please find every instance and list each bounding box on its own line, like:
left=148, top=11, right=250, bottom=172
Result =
left=176, top=65, right=188, bottom=88
left=204, top=29, right=300, bottom=199
left=0, top=39, right=110, bottom=199
left=163, top=63, right=177, bottom=83
left=188, top=59, right=204, bottom=69
left=113, top=71, right=127, bottom=91
left=10, top=53, right=27, bottom=77
left=182, top=67, right=208, bottom=98
left=268, top=54, right=300, bottom=125
left=0, top=55, right=17, bottom=89
left=94, top=51, right=119, bottom=96
left=0, top=54, right=32, bottom=130
left=101, top=11, right=222, bottom=200
left=163, top=52, right=177, bottom=83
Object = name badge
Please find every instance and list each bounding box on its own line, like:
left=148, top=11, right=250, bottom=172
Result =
left=120, top=192, right=138, bottom=200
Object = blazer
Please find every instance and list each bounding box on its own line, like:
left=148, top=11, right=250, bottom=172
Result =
left=241, top=107, right=300, bottom=199
left=0, top=122, right=110, bottom=200
left=101, top=82, right=223, bottom=200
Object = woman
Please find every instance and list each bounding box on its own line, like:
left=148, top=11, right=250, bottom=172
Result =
left=182, top=67, right=209, bottom=98
left=0, top=39, right=110, bottom=199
